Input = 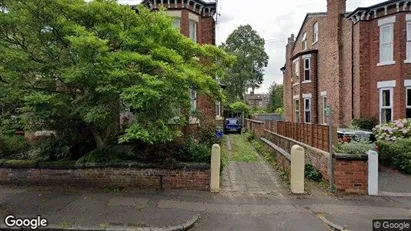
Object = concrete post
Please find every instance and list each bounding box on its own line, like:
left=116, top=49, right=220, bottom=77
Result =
left=291, top=145, right=305, bottom=194
left=210, top=144, right=221, bottom=192
left=367, top=150, right=378, bottom=195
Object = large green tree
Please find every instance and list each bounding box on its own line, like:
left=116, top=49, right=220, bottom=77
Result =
left=0, top=0, right=232, bottom=150
left=267, top=82, right=283, bottom=113
left=220, top=25, right=269, bottom=102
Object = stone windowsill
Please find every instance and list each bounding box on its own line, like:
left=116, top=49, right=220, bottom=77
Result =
left=405, top=60, right=411, bottom=64
left=377, top=61, right=395, bottom=67
left=302, top=80, right=312, bottom=84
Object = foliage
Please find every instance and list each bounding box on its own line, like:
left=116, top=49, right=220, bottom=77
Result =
left=175, top=136, right=210, bottom=163
left=2, top=159, right=37, bottom=168
left=377, top=139, right=411, bottom=174
left=304, top=164, right=322, bottom=182
left=220, top=25, right=269, bottom=102
left=274, top=107, right=284, bottom=115
left=228, top=101, right=250, bottom=114
left=351, top=118, right=376, bottom=131
left=267, top=83, right=283, bottom=113
left=76, top=146, right=133, bottom=164
left=29, top=137, right=70, bottom=161
left=250, top=108, right=267, bottom=115
left=0, top=0, right=232, bottom=151
left=245, top=132, right=255, bottom=142
left=198, top=119, right=221, bottom=147
left=0, top=135, right=30, bottom=159
left=373, top=119, right=411, bottom=142
left=334, top=140, right=370, bottom=155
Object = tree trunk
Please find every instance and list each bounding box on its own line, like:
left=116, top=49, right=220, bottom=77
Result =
left=89, top=127, right=105, bottom=150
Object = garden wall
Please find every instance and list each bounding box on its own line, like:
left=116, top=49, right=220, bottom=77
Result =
left=0, top=162, right=211, bottom=191
left=263, top=130, right=368, bottom=194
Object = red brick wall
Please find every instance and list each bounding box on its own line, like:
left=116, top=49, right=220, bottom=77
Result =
left=333, top=158, right=367, bottom=194
left=264, top=130, right=368, bottom=194
left=355, top=12, right=411, bottom=122
left=0, top=167, right=210, bottom=191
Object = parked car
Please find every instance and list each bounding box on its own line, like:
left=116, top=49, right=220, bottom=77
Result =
left=224, top=118, right=242, bottom=134
left=337, top=128, right=377, bottom=150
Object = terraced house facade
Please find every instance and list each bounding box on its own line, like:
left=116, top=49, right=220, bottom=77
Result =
left=282, top=0, right=411, bottom=127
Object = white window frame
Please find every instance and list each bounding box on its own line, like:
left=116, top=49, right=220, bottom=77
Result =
left=216, top=101, right=222, bottom=119
left=406, top=87, right=411, bottom=118
left=190, top=88, right=197, bottom=112
left=304, top=97, right=311, bottom=124
left=302, top=32, right=307, bottom=50
left=303, top=57, right=311, bottom=82
left=295, top=99, right=300, bottom=123
left=189, top=20, right=197, bottom=42
left=172, top=17, right=181, bottom=31
left=322, top=96, right=327, bottom=125
left=379, top=88, right=393, bottom=124
left=406, top=15, right=411, bottom=63
left=313, top=22, right=319, bottom=44
left=378, top=16, right=395, bottom=66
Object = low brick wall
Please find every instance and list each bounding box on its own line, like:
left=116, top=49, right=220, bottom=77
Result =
left=245, top=119, right=265, bottom=138
left=263, top=130, right=368, bottom=194
left=0, top=162, right=211, bottom=191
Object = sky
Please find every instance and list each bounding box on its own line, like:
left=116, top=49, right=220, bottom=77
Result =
left=119, top=0, right=383, bottom=93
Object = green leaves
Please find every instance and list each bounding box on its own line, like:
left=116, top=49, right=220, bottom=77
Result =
left=0, top=0, right=231, bottom=149
left=221, top=25, right=269, bottom=102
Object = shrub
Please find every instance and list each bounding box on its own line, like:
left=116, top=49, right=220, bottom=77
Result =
left=198, top=120, right=221, bottom=147
left=0, top=135, right=30, bottom=159
left=335, top=140, right=370, bottom=155
left=351, top=118, right=376, bottom=131
left=29, top=137, right=70, bottom=161
left=305, top=164, right=322, bottom=182
left=76, top=147, right=132, bottom=164
left=373, top=118, right=411, bottom=142
left=376, top=140, right=394, bottom=166
left=245, top=132, right=255, bottom=142
left=380, top=139, right=411, bottom=174
left=175, top=136, right=210, bottom=163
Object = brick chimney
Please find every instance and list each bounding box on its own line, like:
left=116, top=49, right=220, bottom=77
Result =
left=327, top=0, right=346, bottom=18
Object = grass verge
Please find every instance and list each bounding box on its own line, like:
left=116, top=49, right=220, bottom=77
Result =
left=228, top=134, right=259, bottom=162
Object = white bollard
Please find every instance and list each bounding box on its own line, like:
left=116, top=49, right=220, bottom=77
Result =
left=367, top=150, right=378, bottom=195
left=210, top=144, right=221, bottom=192
left=291, top=145, right=305, bottom=194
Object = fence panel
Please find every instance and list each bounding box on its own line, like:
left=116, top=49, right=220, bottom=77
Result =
left=269, top=121, right=337, bottom=152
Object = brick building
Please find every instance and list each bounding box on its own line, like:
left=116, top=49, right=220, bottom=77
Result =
left=139, top=0, right=223, bottom=130
left=283, top=0, right=411, bottom=127
left=245, top=93, right=269, bottom=109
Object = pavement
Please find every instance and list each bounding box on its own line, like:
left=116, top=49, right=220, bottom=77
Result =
left=1, top=185, right=411, bottom=230
left=379, top=166, right=411, bottom=196
left=1, top=135, right=411, bottom=230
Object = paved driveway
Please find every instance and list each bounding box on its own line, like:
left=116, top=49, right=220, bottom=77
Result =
left=221, top=135, right=287, bottom=196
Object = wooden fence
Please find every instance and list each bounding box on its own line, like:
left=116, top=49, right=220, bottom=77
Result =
left=275, top=121, right=337, bottom=152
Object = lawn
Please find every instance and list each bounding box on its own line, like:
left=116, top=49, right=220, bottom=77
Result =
left=226, top=134, right=259, bottom=162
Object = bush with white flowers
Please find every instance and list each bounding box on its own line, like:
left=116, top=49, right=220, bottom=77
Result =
left=372, top=118, right=411, bottom=142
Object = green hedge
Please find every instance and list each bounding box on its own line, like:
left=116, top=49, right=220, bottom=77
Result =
left=0, top=159, right=210, bottom=170
left=377, top=139, right=411, bottom=174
